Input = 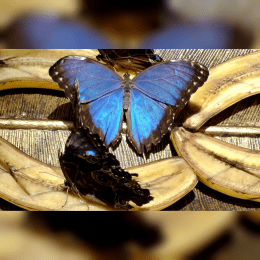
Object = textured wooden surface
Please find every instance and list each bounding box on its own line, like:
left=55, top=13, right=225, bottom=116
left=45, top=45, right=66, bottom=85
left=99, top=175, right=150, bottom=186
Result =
left=1, top=49, right=260, bottom=211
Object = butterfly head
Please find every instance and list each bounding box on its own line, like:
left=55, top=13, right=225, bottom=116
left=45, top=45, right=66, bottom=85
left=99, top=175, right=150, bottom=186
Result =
left=123, top=72, right=131, bottom=79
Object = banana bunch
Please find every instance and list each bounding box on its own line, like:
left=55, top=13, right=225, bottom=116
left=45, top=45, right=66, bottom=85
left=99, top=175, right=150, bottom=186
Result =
left=0, top=49, right=197, bottom=210
left=172, top=50, right=260, bottom=202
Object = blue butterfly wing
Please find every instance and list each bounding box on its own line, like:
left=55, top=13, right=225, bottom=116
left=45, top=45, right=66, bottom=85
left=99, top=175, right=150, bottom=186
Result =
left=49, top=56, right=122, bottom=103
left=80, top=88, right=124, bottom=146
left=127, top=88, right=174, bottom=153
left=133, top=60, right=209, bottom=108
left=49, top=56, right=124, bottom=145
left=128, top=60, right=209, bottom=153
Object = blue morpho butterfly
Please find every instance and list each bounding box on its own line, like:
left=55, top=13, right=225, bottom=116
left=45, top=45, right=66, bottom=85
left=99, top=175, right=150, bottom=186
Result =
left=59, top=82, right=153, bottom=210
left=50, top=56, right=209, bottom=154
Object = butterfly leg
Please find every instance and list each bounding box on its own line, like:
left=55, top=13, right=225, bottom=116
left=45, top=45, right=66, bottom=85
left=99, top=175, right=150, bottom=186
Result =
left=72, top=78, right=81, bottom=129
left=113, top=192, right=130, bottom=210
left=58, top=151, right=73, bottom=208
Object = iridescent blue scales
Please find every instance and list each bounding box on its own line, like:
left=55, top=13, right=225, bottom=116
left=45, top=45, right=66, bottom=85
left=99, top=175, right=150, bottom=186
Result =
left=49, top=55, right=209, bottom=154
left=59, top=128, right=153, bottom=209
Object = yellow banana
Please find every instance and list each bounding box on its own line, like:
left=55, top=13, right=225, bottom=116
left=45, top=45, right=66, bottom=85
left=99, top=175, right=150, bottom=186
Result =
left=171, top=127, right=260, bottom=201
left=0, top=49, right=99, bottom=92
left=182, top=51, right=260, bottom=130
left=0, top=137, right=197, bottom=210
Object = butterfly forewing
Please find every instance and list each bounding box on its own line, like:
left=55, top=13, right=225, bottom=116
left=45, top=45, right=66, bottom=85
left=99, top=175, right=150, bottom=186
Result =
left=126, top=89, right=174, bottom=153
left=132, top=60, right=209, bottom=108
left=49, top=56, right=123, bottom=103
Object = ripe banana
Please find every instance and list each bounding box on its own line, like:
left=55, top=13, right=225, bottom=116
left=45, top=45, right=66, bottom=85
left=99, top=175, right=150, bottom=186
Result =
left=182, top=50, right=260, bottom=130
left=0, top=49, right=99, bottom=92
left=171, top=127, right=260, bottom=201
left=0, top=137, right=197, bottom=210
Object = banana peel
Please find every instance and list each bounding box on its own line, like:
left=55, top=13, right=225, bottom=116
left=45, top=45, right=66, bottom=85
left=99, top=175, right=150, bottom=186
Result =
left=0, top=136, right=197, bottom=210
left=0, top=49, right=99, bottom=92
left=171, top=127, right=260, bottom=202
left=182, top=51, right=260, bottom=130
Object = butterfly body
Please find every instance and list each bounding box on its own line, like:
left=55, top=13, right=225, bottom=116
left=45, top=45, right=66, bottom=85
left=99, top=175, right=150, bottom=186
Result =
left=50, top=56, right=209, bottom=153
left=59, top=128, right=153, bottom=209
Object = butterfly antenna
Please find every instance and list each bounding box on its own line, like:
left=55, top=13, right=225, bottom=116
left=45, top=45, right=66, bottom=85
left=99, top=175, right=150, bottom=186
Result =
left=112, top=66, right=118, bottom=74
left=76, top=190, right=89, bottom=211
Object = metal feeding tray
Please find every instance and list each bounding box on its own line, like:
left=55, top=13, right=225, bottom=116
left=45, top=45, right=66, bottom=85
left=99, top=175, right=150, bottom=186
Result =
left=0, top=49, right=260, bottom=210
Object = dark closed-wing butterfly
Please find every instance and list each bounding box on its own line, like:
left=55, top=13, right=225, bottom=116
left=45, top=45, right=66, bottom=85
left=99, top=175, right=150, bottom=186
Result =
left=96, top=49, right=163, bottom=71
left=50, top=56, right=209, bottom=154
left=59, top=127, right=153, bottom=210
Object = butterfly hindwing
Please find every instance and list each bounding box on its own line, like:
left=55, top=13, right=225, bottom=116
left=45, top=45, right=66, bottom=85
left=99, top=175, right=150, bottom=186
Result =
left=80, top=88, right=124, bottom=146
left=127, top=88, right=174, bottom=153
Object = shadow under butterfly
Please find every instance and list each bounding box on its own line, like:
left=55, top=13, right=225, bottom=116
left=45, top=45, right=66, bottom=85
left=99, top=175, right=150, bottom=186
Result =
left=49, top=55, right=209, bottom=154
